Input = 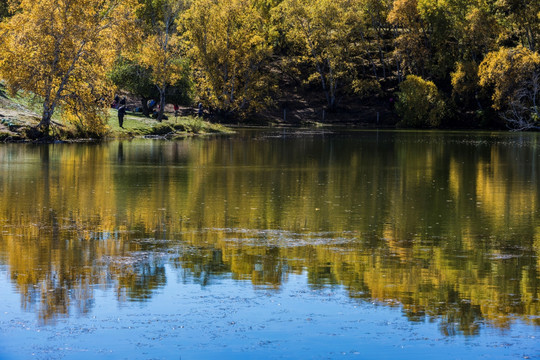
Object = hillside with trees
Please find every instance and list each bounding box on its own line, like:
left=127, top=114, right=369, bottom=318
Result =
left=0, top=0, right=539, bottom=137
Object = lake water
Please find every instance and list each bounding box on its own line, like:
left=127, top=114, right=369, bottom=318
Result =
left=0, top=129, right=538, bottom=359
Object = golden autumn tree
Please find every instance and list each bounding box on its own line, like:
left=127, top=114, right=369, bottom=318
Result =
left=495, top=0, right=540, bottom=52
left=396, top=75, right=446, bottom=128
left=387, top=0, right=428, bottom=78
left=479, top=46, right=540, bottom=130
left=0, top=0, right=137, bottom=136
left=459, top=4, right=499, bottom=62
left=136, top=0, right=189, bottom=122
left=275, top=0, right=363, bottom=110
left=183, top=0, right=274, bottom=117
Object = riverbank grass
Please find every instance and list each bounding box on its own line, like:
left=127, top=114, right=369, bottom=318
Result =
left=0, top=89, right=232, bottom=141
left=109, top=109, right=232, bottom=138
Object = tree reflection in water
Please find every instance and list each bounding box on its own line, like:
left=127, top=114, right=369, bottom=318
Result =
left=0, top=132, right=538, bottom=332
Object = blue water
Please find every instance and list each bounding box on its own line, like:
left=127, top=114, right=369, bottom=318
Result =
left=1, top=266, right=538, bottom=360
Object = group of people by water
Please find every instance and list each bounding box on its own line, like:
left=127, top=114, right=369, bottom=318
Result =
left=112, top=95, right=204, bottom=128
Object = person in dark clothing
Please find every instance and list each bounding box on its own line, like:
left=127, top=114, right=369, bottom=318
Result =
left=118, top=105, right=126, bottom=128
left=197, top=102, right=203, bottom=117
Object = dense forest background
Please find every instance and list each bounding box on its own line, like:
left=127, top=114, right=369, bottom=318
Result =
left=0, top=0, right=539, bottom=133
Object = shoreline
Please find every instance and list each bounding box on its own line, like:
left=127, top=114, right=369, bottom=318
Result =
left=0, top=94, right=513, bottom=144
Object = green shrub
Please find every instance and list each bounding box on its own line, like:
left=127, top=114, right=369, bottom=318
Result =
left=172, top=123, right=188, bottom=132
left=149, top=123, right=174, bottom=136
left=187, top=117, right=204, bottom=134
left=396, top=75, right=446, bottom=128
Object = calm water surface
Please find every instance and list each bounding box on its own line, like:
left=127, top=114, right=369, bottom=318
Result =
left=0, top=130, right=538, bottom=359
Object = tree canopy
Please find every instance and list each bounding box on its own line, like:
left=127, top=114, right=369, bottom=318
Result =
left=183, top=0, right=274, bottom=116
left=1, top=0, right=540, bottom=132
left=0, top=0, right=137, bottom=135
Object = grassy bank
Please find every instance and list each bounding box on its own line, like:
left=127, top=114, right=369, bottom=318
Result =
left=107, top=109, right=233, bottom=139
left=0, top=91, right=232, bottom=142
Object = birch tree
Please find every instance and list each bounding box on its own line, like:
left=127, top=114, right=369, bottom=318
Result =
left=137, top=0, right=188, bottom=122
left=0, top=0, right=137, bottom=136
left=183, top=0, right=273, bottom=116
left=479, top=46, right=540, bottom=130
left=275, top=0, right=363, bottom=110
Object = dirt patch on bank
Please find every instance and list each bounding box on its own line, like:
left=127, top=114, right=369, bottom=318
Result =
left=0, top=92, right=42, bottom=141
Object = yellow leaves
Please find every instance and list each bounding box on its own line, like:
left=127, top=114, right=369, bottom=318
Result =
left=478, top=45, right=540, bottom=129
left=183, top=0, right=273, bottom=114
left=277, top=0, right=364, bottom=107
left=133, top=0, right=188, bottom=114
left=451, top=61, right=479, bottom=100
left=478, top=46, right=540, bottom=110
left=0, top=0, right=138, bottom=134
left=139, top=33, right=183, bottom=87
left=280, top=0, right=359, bottom=43
left=396, top=75, right=446, bottom=127
left=388, top=0, right=419, bottom=27
left=352, top=78, right=383, bottom=99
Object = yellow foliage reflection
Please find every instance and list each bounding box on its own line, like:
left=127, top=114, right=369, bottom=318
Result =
left=0, top=132, right=538, bottom=331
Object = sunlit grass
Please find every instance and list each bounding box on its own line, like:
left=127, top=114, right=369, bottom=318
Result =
left=106, top=109, right=232, bottom=137
left=0, top=87, right=232, bottom=140
left=0, top=90, right=232, bottom=140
